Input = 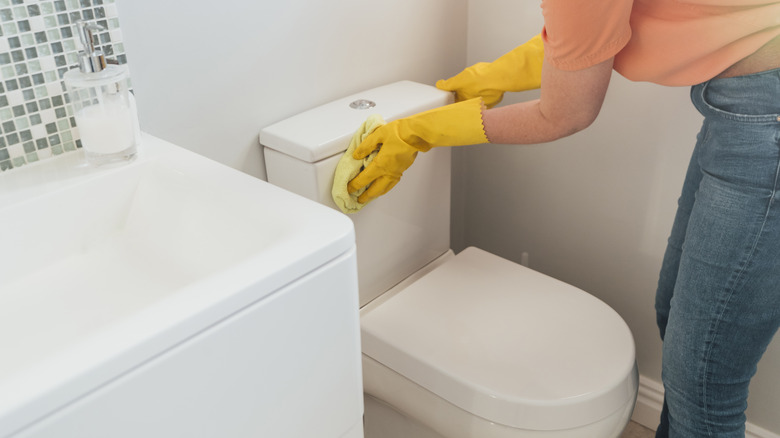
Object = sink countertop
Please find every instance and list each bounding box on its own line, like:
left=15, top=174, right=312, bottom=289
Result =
left=0, top=133, right=355, bottom=437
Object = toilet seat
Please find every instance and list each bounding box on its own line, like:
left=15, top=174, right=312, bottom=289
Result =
left=360, top=247, right=637, bottom=431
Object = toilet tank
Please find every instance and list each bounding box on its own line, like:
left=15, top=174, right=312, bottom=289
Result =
left=259, top=81, right=453, bottom=306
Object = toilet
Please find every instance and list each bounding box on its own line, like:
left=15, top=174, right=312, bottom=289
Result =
left=259, top=81, right=638, bottom=438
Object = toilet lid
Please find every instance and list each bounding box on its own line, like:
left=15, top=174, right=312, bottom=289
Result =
left=360, top=247, right=637, bottom=431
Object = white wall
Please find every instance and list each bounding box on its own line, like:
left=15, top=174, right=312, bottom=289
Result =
left=457, top=0, right=780, bottom=434
left=116, top=0, right=467, bottom=179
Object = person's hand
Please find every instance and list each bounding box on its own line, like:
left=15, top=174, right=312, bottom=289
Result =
left=347, top=98, right=489, bottom=204
left=436, top=34, right=544, bottom=108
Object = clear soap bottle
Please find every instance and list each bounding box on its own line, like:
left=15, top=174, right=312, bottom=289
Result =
left=63, top=21, right=138, bottom=165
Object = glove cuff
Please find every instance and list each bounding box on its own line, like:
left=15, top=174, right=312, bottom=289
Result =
left=489, top=34, right=544, bottom=92
left=402, top=98, right=489, bottom=149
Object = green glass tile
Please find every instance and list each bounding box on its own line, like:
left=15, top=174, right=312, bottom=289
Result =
left=20, top=32, right=33, bottom=46
left=43, top=15, right=56, bottom=28
left=2, top=21, right=18, bottom=35
left=26, top=151, right=39, bottom=162
left=12, top=5, right=27, bottom=19
left=63, top=140, right=75, bottom=151
left=29, top=61, right=42, bottom=74
left=12, top=156, right=24, bottom=166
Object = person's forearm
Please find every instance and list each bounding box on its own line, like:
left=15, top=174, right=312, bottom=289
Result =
left=482, top=99, right=591, bottom=144
left=482, top=57, right=614, bottom=145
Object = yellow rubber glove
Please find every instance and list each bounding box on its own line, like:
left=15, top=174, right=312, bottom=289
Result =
left=347, top=98, right=488, bottom=204
left=436, top=34, right=544, bottom=108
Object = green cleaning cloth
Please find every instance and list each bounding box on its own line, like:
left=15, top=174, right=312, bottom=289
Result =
left=331, top=114, right=385, bottom=214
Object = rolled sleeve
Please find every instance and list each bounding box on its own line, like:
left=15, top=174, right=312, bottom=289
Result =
left=541, top=0, right=634, bottom=71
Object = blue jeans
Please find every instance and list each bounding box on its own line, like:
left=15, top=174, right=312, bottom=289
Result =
left=655, top=68, right=780, bottom=438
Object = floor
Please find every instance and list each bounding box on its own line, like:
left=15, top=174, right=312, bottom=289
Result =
left=622, top=421, right=655, bottom=438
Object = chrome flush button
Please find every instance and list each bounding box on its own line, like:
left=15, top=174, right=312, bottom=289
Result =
left=350, top=99, right=376, bottom=110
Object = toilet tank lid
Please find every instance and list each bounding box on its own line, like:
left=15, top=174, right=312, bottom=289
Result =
left=258, top=81, right=452, bottom=163
left=361, top=247, right=638, bottom=431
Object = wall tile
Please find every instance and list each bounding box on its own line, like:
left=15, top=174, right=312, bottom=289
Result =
left=0, top=0, right=127, bottom=172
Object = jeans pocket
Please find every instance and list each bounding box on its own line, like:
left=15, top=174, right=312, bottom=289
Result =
left=694, top=74, right=780, bottom=124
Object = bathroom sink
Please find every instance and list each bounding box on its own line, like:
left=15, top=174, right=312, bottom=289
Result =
left=0, top=134, right=362, bottom=438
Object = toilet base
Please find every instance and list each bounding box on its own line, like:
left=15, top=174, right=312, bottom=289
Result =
left=365, top=395, right=445, bottom=438
left=363, top=355, right=638, bottom=438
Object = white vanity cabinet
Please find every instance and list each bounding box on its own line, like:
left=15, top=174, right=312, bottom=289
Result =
left=0, top=135, right=363, bottom=438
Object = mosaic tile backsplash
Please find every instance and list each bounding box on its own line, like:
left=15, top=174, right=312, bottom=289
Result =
left=0, top=0, right=127, bottom=172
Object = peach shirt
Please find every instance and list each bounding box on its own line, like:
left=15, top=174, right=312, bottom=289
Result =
left=540, top=0, right=780, bottom=86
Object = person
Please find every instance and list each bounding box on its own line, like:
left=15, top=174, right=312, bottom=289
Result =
left=346, top=0, right=780, bottom=437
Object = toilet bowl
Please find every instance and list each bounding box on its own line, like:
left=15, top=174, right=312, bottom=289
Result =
left=259, top=81, right=638, bottom=437
left=361, top=247, right=637, bottom=438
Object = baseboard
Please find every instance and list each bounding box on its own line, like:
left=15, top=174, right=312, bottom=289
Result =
left=631, top=375, right=779, bottom=438
left=631, top=375, right=664, bottom=431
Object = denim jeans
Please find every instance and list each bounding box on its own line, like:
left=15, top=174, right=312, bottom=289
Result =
left=655, top=68, right=780, bottom=438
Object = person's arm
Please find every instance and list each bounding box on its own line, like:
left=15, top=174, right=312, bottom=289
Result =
left=346, top=55, right=615, bottom=205
left=482, top=55, right=614, bottom=144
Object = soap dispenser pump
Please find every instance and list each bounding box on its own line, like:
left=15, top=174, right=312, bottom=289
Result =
left=63, top=20, right=138, bottom=165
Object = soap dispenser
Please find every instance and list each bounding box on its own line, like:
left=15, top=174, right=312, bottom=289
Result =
left=63, top=20, right=138, bottom=165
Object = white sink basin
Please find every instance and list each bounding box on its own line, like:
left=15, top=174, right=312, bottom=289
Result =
left=0, top=134, right=361, bottom=438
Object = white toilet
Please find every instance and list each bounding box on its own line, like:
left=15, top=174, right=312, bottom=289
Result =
left=259, top=81, right=638, bottom=438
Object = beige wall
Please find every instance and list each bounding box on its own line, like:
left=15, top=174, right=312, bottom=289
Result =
left=455, top=0, right=780, bottom=433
